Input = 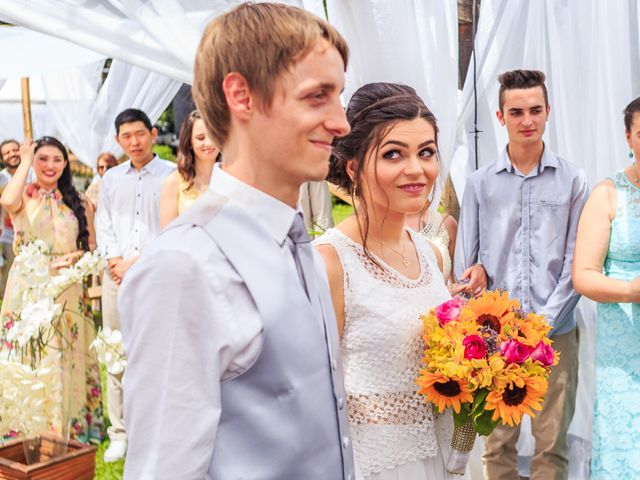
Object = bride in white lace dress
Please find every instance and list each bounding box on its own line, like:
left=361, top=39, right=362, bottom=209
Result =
left=316, top=83, right=469, bottom=480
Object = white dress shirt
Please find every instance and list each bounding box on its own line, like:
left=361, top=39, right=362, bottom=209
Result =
left=95, top=155, right=175, bottom=259
left=120, top=165, right=322, bottom=479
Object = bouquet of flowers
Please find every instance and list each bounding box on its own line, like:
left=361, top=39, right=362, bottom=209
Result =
left=416, top=290, right=558, bottom=474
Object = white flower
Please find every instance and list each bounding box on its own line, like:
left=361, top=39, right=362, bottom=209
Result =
left=5, top=298, right=62, bottom=347
left=91, top=328, right=127, bottom=375
left=0, top=356, right=62, bottom=437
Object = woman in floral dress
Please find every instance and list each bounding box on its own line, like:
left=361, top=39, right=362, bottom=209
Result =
left=0, top=137, right=104, bottom=443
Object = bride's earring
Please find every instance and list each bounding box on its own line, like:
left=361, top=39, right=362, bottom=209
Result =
left=630, top=150, right=634, bottom=160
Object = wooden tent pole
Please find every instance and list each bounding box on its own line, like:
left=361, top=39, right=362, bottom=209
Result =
left=20, top=77, right=33, bottom=140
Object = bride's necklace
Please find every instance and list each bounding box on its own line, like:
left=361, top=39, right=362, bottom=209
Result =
left=373, top=236, right=411, bottom=267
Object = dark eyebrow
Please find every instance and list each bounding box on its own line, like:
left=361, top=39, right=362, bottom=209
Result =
left=381, top=139, right=435, bottom=149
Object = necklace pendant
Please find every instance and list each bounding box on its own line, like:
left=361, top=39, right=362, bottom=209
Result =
left=401, top=254, right=410, bottom=267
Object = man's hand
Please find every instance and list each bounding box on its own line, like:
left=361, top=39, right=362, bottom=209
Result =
left=108, top=256, right=123, bottom=283
left=111, top=257, right=138, bottom=285
left=459, top=263, right=488, bottom=297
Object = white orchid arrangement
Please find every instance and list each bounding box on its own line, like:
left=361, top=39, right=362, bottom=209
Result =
left=0, top=354, right=62, bottom=438
left=0, top=240, right=122, bottom=439
left=90, top=327, right=127, bottom=375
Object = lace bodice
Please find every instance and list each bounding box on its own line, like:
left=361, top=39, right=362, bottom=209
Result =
left=315, top=228, right=451, bottom=476
left=592, top=170, right=640, bottom=479
left=421, top=211, right=452, bottom=281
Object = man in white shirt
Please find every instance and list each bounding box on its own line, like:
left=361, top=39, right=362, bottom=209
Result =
left=95, top=108, right=174, bottom=462
left=0, top=139, right=35, bottom=297
left=119, top=4, right=356, bottom=479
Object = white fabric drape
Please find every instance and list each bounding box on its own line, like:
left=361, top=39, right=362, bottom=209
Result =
left=0, top=25, right=182, bottom=166
left=452, top=0, right=640, bottom=195
left=0, top=1, right=218, bottom=82
left=454, top=1, right=640, bottom=478
left=323, top=0, right=459, bottom=209
left=0, top=77, right=61, bottom=142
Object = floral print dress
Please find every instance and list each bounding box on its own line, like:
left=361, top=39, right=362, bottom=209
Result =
left=0, top=185, right=104, bottom=443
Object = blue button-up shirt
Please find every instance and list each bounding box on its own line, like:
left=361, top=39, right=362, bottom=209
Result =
left=454, top=146, right=589, bottom=335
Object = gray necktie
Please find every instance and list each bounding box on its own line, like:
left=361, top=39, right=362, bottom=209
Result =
left=287, top=212, right=315, bottom=301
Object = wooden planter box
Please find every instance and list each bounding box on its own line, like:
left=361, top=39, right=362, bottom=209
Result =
left=0, top=435, right=96, bottom=480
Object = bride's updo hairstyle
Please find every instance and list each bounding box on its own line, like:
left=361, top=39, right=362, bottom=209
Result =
left=328, top=82, right=441, bottom=259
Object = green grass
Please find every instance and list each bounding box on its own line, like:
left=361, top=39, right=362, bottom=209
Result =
left=332, top=202, right=354, bottom=224
left=95, top=440, right=124, bottom=479
left=94, top=366, right=124, bottom=479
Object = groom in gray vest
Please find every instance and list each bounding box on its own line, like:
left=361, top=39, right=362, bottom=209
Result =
left=119, top=3, right=355, bottom=479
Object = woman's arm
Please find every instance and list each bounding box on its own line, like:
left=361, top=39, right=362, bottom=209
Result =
left=316, top=244, right=346, bottom=337
left=159, top=171, right=180, bottom=228
left=83, top=195, right=97, bottom=252
left=0, top=140, right=35, bottom=214
left=572, top=180, right=640, bottom=302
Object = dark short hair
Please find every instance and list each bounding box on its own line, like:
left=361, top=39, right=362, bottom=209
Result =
left=624, top=97, right=640, bottom=132
left=114, top=108, right=153, bottom=135
left=498, top=69, right=548, bottom=112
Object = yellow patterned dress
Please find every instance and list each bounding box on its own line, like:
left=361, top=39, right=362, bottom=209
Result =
left=0, top=185, right=104, bottom=443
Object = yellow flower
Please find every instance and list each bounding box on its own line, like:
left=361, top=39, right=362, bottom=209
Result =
left=417, top=372, right=474, bottom=413
left=485, top=373, right=548, bottom=427
left=461, top=290, right=520, bottom=333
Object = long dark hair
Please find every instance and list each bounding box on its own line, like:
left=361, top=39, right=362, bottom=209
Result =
left=328, top=82, right=439, bottom=263
left=176, top=110, right=201, bottom=189
left=35, top=137, right=89, bottom=251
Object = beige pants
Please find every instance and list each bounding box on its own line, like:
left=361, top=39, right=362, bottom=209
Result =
left=101, top=271, right=127, bottom=441
left=1, top=242, right=14, bottom=298
left=483, top=328, right=579, bottom=480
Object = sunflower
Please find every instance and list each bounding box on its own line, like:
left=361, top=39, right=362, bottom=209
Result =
left=485, top=374, right=548, bottom=427
left=461, top=290, right=520, bottom=334
left=416, top=371, right=474, bottom=413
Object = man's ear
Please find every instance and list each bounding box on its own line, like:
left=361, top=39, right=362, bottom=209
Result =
left=496, top=109, right=505, bottom=126
left=223, top=72, right=253, bottom=121
left=150, top=127, right=158, bottom=143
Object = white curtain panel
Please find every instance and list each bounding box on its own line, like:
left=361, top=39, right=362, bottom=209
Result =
left=452, top=0, right=640, bottom=195
left=0, top=77, right=61, bottom=141
left=0, top=26, right=105, bottom=79
left=0, top=0, right=220, bottom=82
left=453, top=1, right=640, bottom=478
left=322, top=0, right=458, bottom=209
left=86, top=60, right=183, bottom=163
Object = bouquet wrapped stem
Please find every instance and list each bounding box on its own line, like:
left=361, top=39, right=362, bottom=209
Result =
left=448, top=419, right=476, bottom=475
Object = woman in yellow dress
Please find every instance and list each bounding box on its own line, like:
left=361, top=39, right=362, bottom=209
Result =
left=159, top=110, right=219, bottom=227
left=0, top=136, right=104, bottom=443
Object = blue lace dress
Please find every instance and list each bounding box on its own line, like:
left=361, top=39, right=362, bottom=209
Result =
left=591, top=171, right=640, bottom=478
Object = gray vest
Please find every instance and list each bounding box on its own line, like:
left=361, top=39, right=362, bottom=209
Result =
left=182, top=192, right=354, bottom=479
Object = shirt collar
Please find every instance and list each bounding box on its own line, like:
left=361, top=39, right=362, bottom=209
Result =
left=494, top=143, right=558, bottom=175
left=124, top=155, right=164, bottom=175
left=209, top=164, right=298, bottom=245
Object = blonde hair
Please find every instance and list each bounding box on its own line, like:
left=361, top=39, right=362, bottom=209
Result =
left=193, top=2, right=349, bottom=148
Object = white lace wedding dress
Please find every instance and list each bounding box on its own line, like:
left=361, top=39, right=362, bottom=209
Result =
left=316, top=228, right=470, bottom=480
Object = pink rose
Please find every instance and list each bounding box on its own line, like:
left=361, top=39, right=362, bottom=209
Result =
left=501, top=339, right=532, bottom=364
left=463, top=335, right=486, bottom=359
left=4, top=320, right=13, bottom=330
left=435, top=297, right=464, bottom=326
left=530, top=341, right=555, bottom=367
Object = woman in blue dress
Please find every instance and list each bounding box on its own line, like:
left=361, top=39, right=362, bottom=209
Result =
left=573, top=97, right=640, bottom=478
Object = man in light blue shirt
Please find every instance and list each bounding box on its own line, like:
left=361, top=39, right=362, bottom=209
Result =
left=455, top=70, right=589, bottom=480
